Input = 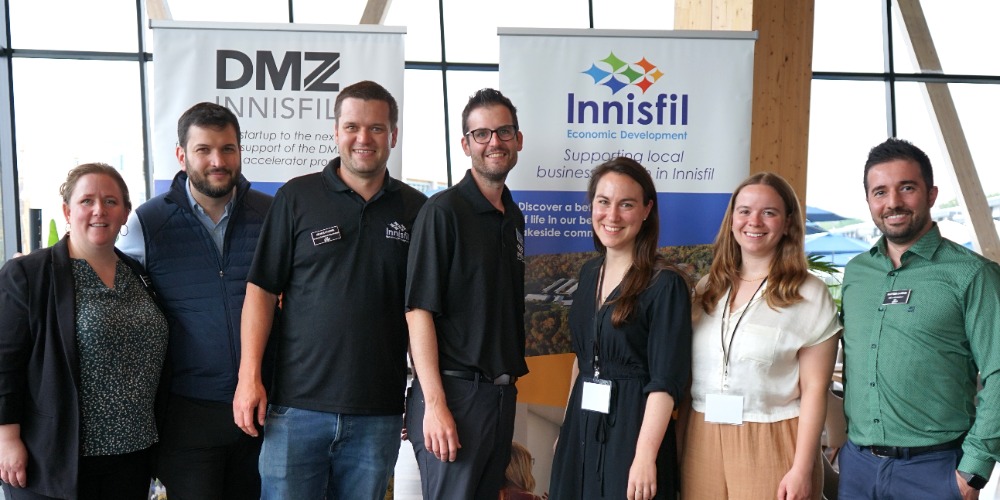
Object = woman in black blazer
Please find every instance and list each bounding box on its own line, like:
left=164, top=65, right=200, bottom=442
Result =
left=0, top=163, right=169, bottom=500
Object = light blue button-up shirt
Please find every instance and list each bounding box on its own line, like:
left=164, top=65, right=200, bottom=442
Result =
left=118, top=180, right=236, bottom=265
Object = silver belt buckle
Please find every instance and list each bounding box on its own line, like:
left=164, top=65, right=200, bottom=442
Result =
left=869, top=446, right=898, bottom=458
left=493, top=374, right=511, bottom=385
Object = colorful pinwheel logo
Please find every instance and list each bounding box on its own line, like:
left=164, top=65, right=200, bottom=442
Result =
left=581, top=52, right=663, bottom=95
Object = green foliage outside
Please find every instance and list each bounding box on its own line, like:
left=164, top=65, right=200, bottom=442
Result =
left=47, top=219, right=59, bottom=247
left=808, top=254, right=842, bottom=311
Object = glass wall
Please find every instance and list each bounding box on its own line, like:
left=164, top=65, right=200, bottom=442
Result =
left=12, top=59, right=145, bottom=252
left=807, top=0, right=1000, bottom=245
left=1, top=0, right=999, bottom=257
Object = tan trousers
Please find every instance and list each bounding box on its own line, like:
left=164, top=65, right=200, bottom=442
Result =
left=680, top=409, right=822, bottom=500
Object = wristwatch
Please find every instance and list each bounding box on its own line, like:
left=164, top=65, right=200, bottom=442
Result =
left=958, top=470, right=988, bottom=490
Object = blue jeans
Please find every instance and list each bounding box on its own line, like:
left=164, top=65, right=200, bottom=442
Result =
left=258, top=405, right=401, bottom=500
left=838, top=439, right=963, bottom=499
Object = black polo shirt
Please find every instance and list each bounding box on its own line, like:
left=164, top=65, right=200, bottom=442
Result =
left=248, top=158, right=427, bottom=415
left=405, top=169, right=528, bottom=379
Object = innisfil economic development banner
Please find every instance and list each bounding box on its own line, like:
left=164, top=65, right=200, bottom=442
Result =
left=150, top=21, right=405, bottom=196
left=500, top=28, right=756, bottom=255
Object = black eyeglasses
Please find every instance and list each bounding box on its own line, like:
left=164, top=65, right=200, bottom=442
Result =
left=465, top=125, right=518, bottom=144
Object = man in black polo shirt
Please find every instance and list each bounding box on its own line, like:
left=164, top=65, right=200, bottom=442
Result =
left=232, top=80, right=426, bottom=500
left=405, top=88, right=528, bottom=499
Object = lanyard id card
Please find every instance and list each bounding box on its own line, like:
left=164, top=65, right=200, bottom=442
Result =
left=581, top=377, right=612, bottom=414
left=705, top=393, right=744, bottom=425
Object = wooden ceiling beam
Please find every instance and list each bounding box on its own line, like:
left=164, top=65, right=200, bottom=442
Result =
left=146, top=0, right=172, bottom=20
left=360, top=0, right=392, bottom=25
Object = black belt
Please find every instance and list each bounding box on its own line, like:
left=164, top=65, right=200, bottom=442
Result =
left=441, top=369, right=517, bottom=385
left=863, top=437, right=963, bottom=459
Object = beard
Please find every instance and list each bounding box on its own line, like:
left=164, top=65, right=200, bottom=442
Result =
left=188, top=163, right=238, bottom=199
left=471, top=150, right=516, bottom=183
left=876, top=209, right=931, bottom=245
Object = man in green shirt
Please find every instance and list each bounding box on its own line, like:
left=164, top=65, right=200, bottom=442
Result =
left=840, top=138, right=1000, bottom=499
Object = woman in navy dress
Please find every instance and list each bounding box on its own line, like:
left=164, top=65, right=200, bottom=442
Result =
left=550, top=157, right=692, bottom=500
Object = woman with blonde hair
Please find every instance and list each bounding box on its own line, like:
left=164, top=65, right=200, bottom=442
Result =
left=681, top=172, right=841, bottom=500
left=499, top=442, right=543, bottom=500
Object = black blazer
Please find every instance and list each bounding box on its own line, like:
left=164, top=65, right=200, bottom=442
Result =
left=0, top=236, right=160, bottom=499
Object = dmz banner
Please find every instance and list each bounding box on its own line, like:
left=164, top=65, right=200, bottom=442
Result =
left=151, top=21, right=405, bottom=196
left=499, top=28, right=756, bottom=255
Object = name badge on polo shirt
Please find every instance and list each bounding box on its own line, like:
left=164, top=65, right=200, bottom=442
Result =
left=581, top=377, right=612, bottom=414
left=705, top=394, right=743, bottom=425
left=882, top=289, right=911, bottom=305
left=311, top=226, right=341, bottom=246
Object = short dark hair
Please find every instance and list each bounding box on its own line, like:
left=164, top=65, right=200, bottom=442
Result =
left=863, top=138, right=934, bottom=193
left=461, top=88, right=519, bottom=135
left=334, top=80, right=399, bottom=129
left=178, top=102, right=242, bottom=148
left=60, top=162, right=132, bottom=212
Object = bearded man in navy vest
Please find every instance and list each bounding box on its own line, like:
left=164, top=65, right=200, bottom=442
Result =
left=118, top=102, right=275, bottom=500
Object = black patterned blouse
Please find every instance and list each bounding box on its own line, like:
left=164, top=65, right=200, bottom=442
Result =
left=71, top=258, right=168, bottom=456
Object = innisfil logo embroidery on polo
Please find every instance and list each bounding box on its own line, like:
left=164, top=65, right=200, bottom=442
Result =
left=581, top=52, right=664, bottom=95
left=386, top=221, right=410, bottom=243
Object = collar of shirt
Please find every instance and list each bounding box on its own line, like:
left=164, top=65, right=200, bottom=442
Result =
left=322, top=157, right=398, bottom=200
left=184, top=178, right=236, bottom=224
left=184, top=178, right=234, bottom=255
left=455, top=169, right=515, bottom=214
left=869, top=223, right=943, bottom=266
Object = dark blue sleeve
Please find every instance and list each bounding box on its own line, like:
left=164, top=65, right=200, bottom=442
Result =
left=643, top=270, right=693, bottom=400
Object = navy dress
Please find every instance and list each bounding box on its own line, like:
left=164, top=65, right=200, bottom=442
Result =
left=550, top=257, right=692, bottom=499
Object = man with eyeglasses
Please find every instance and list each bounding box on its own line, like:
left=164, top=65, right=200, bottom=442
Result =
left=405, top=88, right=529, bottom=499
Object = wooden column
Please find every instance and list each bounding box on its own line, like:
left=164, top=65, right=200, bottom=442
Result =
left=676, top=0, right=815, bottom=207
left=896, top=0, right=1000, bottom=261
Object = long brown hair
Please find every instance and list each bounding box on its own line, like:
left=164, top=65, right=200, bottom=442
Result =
left=699, top=172, right=808, bottom=313
left=588, top=157, right=676, bottom=327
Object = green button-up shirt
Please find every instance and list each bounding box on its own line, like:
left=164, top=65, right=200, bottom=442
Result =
left=843, top=224, right=1000, bottom=479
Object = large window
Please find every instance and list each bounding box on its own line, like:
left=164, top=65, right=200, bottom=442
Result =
left=807, top=0, right=1000, bottom=243
left=9, top=0, right=139, bottom=52
left=1, top=0, right=998, bottom=258
left=12, top=59, right=145, bottom=252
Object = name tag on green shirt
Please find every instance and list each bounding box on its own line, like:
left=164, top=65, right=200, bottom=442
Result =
left=882, top=289, right=911, bottom=305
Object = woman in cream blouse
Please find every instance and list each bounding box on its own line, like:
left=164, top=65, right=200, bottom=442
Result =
left=681, top=172, right=841, bottom=500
